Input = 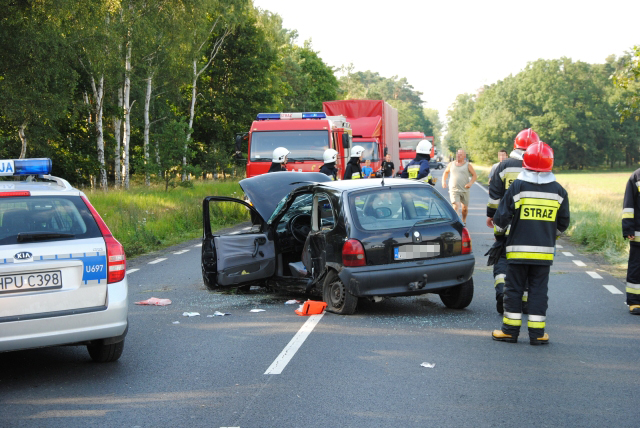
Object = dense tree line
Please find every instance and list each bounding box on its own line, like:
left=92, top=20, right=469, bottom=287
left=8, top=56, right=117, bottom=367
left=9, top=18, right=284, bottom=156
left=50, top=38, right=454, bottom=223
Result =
left=445, top=54, right=640, bottom=168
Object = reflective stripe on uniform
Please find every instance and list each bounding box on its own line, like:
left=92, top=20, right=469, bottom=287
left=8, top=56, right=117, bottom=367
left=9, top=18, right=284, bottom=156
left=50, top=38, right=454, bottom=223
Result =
left=488, top=198, right=500, bottom=209
left=626, top=282, right=640, bottom=294
left=515, top=198, right=561, bottom=210
left=630, top=232, right=640, bottom=242
left=528, top=321, right=545, bottom=329
left=522, top=291, right=528, bottom=302
left=494, top=274, right=505, bottom=287
left=623, top=208, right=634, bottom=219
left=503, top=315, right=522, bottom=327
left=507, top=252, right=554, bottom=261
left=513, top=191, right=564, bottom=205
left=351, top=172, right=361, bottom=179
left=504, top=311, right=521, bottom=319
left=507, top=245, right=555, bottom=253
left=494, top=224, right=505, bottom=234
left=636, top=181, right=640, bottom=192
left=498, top=167, right=523, bottom=179
left=407, top=165, right=420, bottom=179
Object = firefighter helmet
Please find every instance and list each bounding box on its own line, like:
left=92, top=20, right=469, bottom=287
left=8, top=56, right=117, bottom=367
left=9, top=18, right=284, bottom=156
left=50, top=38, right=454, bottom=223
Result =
left=272, top=147, right=290, bottom=163
left=323, top=148, right=338, bottom=164
left=350, top=145, right=365, bottom=158
left=523, top=142, right=553, bottom=172
left=514, top=128, right=540, bottom=150
left=416, top=139, right=433, bottom=154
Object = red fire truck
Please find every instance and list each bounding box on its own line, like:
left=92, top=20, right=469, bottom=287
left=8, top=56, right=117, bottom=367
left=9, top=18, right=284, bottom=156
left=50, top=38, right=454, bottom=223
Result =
left=243, top=112, right=352, bottom=178
left=398, top=132, right=435, bottom=174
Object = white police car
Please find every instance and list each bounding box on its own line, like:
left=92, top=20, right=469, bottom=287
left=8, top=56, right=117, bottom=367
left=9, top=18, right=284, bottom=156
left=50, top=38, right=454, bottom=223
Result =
left=0, top=158, right=128, bottom=362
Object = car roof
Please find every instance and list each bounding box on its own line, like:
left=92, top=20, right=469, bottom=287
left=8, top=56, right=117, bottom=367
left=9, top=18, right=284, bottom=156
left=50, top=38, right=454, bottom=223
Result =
left=316, top=178, right=430, bottom=192
left=0, top=177, right=82, bottom=196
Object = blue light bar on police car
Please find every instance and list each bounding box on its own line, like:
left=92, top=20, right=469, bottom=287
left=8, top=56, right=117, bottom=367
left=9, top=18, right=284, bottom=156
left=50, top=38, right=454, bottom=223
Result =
left=0, top=158, right=52, bottom=176
left=256, top=112, right=327, bottom=120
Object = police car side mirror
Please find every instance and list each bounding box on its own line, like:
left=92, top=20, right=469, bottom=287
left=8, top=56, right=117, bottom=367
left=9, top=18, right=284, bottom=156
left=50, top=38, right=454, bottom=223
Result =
left=342, top=134, right=350, bottom=149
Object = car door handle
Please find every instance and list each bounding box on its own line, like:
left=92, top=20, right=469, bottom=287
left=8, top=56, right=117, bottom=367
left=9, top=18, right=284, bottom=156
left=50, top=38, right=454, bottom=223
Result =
left=253, top=237, right=266, bottom=257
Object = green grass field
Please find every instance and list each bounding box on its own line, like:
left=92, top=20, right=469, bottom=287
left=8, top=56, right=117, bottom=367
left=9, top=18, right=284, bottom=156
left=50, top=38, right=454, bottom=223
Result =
left=84, top=180, right=249, bottom=258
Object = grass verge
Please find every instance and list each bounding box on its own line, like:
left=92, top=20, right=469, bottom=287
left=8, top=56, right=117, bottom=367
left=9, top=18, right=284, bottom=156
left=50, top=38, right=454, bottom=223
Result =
left=84, top=180, right=249, bottom=258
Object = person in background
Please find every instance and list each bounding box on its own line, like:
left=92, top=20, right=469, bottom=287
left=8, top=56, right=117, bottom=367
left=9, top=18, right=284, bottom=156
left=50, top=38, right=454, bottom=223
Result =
left=489, top=149, right=508, bottom=181
left=268, top=147, right=289, bottom=173
left=401, top=139, right=436, bottom=185
left=343, top=146, right=365, bottom=180
left=379, top=153, right=395, bottom=177
left=362, top=159, right=373, bottom=178
left=442, top=148, right=477, bottom=225
left=622, top=167, right=640, bottom=315
left=320, top=149, right=339, bottom=180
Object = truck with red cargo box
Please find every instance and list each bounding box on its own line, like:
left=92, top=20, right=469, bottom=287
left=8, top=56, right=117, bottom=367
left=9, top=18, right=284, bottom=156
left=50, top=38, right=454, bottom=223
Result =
left=398, top=132, right=435, bottom=174
left=243, top=112, right=352, bottom=178
left=322, top=100, right=399, bottom=176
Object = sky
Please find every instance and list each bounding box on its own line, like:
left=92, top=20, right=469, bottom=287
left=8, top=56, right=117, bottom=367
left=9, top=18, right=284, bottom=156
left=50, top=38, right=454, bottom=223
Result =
left=253, top=0, right=640, bottom=125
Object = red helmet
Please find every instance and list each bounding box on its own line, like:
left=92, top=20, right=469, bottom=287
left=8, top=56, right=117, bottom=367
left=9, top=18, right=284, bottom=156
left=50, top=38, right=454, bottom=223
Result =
left=523, top=142, right=553, bottom=172
left=514, top=128, right=540, bottom=150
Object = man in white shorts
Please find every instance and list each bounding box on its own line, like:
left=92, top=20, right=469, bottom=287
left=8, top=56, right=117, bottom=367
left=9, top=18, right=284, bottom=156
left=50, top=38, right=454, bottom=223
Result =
left=442, top=149, right=477, bottom=225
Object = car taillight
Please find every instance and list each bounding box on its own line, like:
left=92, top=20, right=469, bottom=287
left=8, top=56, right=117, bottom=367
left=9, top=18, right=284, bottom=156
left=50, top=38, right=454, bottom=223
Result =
left=462, top=227, right=472, bottom=255
left=343, top=239, right=366, bottom=267
left=81, top=196, right=126, bottom=283
left=0, top=191, right=30, bottom=198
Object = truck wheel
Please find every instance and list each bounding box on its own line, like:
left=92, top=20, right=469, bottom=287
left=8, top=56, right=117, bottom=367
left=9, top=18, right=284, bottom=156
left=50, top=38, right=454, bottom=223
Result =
left=323, top=270, right=357, bottom=315
left=439, top=278, right=474, bottom=309
left=87, top=339, right=125, bottom=363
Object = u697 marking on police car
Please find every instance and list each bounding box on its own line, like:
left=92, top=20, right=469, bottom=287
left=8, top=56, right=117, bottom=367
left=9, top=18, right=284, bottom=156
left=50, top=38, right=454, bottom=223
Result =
left=0, top=270, right=63, bottom=294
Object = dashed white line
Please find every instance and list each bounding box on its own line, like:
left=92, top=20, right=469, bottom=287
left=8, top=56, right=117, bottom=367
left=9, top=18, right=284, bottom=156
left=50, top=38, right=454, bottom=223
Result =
left=556, top=245, right=563, bottom=249
left=193, top=243, right=202, bottom=247
left=148, top=257, right=167, bottom=265
left=603, top=285, right=623, bottom=295
left=573, top=260, right=586, bottom=267
left=126, top=268, right=139, bottom=275
left=562, top=252, right=573, bottom=257
left=173, top=249, right=190, bottom=255
left=264, top=313, right=325, bottom=375
left=586, top=271, right=603, bottom=279
left=475, top=182, right=489, bottom=194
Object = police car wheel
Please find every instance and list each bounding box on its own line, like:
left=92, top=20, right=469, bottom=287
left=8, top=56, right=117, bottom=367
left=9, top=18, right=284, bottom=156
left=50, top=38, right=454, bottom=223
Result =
left=323, top=270, right=357, bottom=315
left=87, top=339, right=125, bottom=363
left=439, top=278, right=474, bottom=309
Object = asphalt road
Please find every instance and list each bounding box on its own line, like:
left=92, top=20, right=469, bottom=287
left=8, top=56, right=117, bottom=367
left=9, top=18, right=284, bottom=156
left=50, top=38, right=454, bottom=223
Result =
left=1, top=169, right=639, bottom=427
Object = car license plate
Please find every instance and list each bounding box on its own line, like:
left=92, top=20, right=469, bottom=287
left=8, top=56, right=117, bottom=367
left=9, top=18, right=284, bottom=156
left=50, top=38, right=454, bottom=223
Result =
left=0, top=270, right=63, bottom=294
left=394, top=244, right=440, bottom=260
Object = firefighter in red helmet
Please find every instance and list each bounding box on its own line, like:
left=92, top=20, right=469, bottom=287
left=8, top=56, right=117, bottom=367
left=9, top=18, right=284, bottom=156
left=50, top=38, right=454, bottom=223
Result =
left=491, top=142, right=570, bottom=345
left=486, top=128, right=540, bottom=314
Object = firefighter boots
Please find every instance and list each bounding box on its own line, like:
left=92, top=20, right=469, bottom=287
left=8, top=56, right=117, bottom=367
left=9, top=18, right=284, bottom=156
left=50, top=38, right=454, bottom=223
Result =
left=630, top=305, right=640, bottom=315
left=492, top=330, right=517, bottom=343
left=530, top=333, right=549, bottom=346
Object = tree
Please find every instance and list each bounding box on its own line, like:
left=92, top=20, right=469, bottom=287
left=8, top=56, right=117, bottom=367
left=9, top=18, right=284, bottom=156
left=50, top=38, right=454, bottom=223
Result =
left=613, top=45, right=640, bottom=122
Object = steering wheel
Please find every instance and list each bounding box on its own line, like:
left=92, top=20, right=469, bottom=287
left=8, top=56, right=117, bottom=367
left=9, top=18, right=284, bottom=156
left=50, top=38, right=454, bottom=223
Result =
left=288, top=214, right=312, bottom=243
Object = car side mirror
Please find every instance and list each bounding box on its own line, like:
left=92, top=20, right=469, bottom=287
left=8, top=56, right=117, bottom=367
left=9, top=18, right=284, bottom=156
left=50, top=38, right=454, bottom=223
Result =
left=235, top=134, right=243, bottom=152
left=342, top=133, right=350, bottom=149
left=384, top=147, right=388, bottom=156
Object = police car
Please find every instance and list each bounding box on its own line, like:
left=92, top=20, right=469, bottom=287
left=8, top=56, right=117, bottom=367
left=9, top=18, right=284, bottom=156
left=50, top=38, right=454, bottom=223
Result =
left=0, top=158, right=128, bottom=362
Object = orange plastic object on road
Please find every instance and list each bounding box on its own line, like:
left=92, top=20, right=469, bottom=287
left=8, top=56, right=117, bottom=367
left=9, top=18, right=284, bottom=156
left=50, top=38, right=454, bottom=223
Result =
left=134, top=297, right=172, bottom=306
left=295, top=300, right=327, bottom=316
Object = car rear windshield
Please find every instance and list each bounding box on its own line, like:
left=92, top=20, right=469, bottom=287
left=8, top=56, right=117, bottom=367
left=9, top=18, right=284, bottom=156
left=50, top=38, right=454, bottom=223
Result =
left=0, top=195, right=102, bottom=245
left=349, top=186, right=455, bottom=231
left=250, top=130, right=329, bottom=162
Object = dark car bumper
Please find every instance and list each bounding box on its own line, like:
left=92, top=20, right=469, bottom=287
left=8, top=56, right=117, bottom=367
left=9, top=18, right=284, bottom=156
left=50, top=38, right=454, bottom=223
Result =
left=338, top=254, right=475, bottom=297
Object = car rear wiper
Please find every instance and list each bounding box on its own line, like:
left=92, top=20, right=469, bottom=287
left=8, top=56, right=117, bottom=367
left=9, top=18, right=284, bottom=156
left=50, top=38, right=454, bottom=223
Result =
left=404, top=218, right=441, bottom=238
left=17, top=232, right=75, bottom=242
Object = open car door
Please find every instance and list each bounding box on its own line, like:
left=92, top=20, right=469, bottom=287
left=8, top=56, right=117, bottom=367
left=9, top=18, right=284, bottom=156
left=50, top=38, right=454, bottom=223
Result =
left=202, top=196, right=276, bottom=289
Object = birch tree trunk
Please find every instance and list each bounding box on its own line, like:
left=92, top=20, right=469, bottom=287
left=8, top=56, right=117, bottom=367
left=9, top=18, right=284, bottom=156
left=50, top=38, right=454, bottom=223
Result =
left=183, top=59, right=198, bottom=181
left=90, top=74, right=107, bottom=190
left=144, top=70, right=153, bottom=186
left=114, top=85, right=123, bottom=188
left=18, top=123, right=27, bottom=159
left=122, top=39, right=132, bottom=190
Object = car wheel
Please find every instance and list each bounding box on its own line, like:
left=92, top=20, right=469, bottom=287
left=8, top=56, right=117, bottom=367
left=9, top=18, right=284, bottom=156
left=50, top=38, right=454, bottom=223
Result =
left=323, top=270, right=357, bottom=315
left=439, top=278, right=474, bottom=309
left=87, top=339, right=125, bottom=363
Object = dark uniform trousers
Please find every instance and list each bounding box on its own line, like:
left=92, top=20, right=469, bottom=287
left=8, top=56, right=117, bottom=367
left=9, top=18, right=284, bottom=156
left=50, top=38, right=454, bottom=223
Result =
left=626, top=242, right=640, bottom=305
left=502, top=263, right=549, bottom=339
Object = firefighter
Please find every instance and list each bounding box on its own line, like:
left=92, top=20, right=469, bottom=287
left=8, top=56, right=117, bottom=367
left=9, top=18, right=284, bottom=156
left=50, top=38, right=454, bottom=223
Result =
left=487, top=128, right=540, bottom=314
left=491, top=142, right=570, bottom=345
left=343, top=145, right=365, bottom=180
left=268, top=147, right=290, bottom=173
left=320, top=148, right=339, bottom=180
left=622, top=168, right=640, bottom=314
left=400, top=139, right=435, bottom=185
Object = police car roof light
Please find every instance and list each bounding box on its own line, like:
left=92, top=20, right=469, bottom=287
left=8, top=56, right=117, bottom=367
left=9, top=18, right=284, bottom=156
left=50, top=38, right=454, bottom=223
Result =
left=0, top=158, right=52, bottom=176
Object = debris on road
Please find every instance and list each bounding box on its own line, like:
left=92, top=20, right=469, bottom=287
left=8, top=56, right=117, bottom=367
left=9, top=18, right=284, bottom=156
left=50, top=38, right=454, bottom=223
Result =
left=250, top=309, right=266, bottom=313
left=285, top=300, right=300, bottom=305
left=182, top=312, right=200, bottom=317
left=420, top=362, right=436, bottom=368
left=172, top=321, right=180, bottom=324
left=295, top=300, right=327, bottom=316
left=207, top=311, right=230, bottom=317
left=135, top=297, right=172, bottom=306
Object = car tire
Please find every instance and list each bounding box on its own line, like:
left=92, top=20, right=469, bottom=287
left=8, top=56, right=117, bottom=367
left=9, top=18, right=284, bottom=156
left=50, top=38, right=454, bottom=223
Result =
left=439, top=278, right=474, bottom=309
left=323, top=270, right=357, bottom=315
left=87, top=339, right=125, bottom=363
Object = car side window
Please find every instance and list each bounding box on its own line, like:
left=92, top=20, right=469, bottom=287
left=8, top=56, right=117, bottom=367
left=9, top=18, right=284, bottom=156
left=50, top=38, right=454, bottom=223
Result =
left=312, top=193, right=334, bottom=232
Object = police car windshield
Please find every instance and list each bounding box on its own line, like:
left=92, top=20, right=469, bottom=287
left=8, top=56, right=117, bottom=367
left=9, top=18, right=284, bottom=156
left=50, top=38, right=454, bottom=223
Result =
left=0, top=196, right=101, bottom=245
left=250, top=131, right=329, bottom=162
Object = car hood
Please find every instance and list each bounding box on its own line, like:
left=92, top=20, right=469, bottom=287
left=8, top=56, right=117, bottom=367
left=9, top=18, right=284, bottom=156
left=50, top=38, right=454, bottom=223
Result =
left=240, top=172, right=332, bottom=221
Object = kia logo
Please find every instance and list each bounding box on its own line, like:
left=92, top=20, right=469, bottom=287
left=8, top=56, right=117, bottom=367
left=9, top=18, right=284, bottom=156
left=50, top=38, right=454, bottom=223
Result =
left=14, top=252, right=33, bottom=260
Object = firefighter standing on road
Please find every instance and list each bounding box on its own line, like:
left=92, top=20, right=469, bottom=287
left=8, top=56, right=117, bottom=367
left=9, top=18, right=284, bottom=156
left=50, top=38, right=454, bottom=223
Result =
left=268, top=147, right=290, bottom=173
left=491, top=142, right=570, bottom=345
left=343, top=145, right=365, bottom=180
left=400, top=139, right=436, bottom=185
left=320, top=149, right=339, bottom=180
left=487, top=129, right=540, bottom=314
left=622, top=169, right=640, bottom=315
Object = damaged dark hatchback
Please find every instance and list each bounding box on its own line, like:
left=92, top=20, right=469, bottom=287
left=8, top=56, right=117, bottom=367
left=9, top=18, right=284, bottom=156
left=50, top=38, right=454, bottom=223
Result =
left=202, top=172, right=475, bottom=314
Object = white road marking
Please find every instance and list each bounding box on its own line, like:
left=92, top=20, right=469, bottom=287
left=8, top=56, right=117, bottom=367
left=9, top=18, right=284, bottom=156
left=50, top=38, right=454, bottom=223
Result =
left=265, top=313, right=325, bottom=375
left=148, top=258, right=167, bottom=265
left=475, top=182, right=489, bottom=194
left=173, top=249, right=190, bottom=255
left=586, top=271, right=603, bottom=279
left=193, top=243, right=202, bottom=247
left=573, top=260, right=586, bottom=267
left=556, top=245, right=563, bottom=249
left=562, top=252, right=573, bottom=257
left=126, top=268, right=139, bottom=275
left=603, top=285, right=623, bottom=294
left=242, top=226, right=251, bottom=230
